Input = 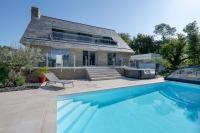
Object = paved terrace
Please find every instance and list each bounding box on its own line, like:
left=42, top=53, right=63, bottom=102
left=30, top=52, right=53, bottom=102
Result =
left=0, top=77, right=164, bottom=133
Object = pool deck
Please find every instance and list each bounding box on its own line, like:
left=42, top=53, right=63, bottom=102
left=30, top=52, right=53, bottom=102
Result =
left=0, top=77, right=164, bottom=133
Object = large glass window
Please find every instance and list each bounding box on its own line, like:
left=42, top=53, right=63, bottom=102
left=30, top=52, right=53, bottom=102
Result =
left=107, top=53, right=116, bottom=66
left=49, top=48, right=70, bottom=67
left=52, top=28, right=117, bottom=46
left=83, top=51, right=96, bottom=66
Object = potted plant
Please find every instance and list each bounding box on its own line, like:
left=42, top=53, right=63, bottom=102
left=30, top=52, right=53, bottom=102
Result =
left=37, top=67, right=48, bottom=83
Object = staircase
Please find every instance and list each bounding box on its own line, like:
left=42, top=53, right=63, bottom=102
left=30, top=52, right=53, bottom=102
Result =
left=86, top=67, right=123, bottom=81
left=57, top=99, right=98, bottom=133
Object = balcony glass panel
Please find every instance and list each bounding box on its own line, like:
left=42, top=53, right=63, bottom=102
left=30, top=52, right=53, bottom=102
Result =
left=52, top=29, right=117, bottom=45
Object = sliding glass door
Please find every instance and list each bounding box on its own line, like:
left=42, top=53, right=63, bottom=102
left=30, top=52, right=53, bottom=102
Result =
left=107, top=53, right=116, bottom=66
left=83, top=51, right=96, bottom=66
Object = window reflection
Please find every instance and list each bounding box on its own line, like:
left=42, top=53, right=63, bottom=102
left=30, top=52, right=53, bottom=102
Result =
left=49, top=48, right=70, bottom=67
left=52, top=28, right=117, bottom=46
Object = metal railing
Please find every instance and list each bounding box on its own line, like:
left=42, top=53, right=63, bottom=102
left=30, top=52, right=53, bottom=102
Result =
left=38, top=53, right=130, bottom=68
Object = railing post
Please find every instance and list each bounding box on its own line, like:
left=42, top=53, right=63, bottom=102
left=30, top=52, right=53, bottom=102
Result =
left=112, top=57, right=115, bottom=67
left=121, top=57, right=123, bottom=66
left=46, top=53, right=48, bottom=67
left=74, top=55, right=76, bottom=72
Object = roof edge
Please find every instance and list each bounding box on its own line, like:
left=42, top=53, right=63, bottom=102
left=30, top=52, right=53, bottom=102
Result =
left=21, top=37, right=134, bottom=53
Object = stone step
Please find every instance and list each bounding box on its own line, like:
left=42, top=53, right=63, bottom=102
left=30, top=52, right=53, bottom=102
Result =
left=86, top=67, right=115, bottom=69
left=91, top=75, right=122, bottom=81
left=87, top=69, right=117, bottom=71
left=87, top=71, right=119, bottom=74
left=87, top=72, right=119, bottom=75
left=86, top=67, right=122, bottom=80
left=88, top=71, right=121, bottom=75
left=87, top=68, right=117, bottom=70
left=89, top=74, right=121, bottom=78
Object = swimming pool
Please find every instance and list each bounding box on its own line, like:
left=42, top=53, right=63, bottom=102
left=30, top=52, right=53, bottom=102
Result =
left=57, top=81, right=200, bottom=133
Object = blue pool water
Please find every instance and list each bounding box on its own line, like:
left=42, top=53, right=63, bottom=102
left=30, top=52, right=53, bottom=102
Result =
left=57, top=81, right=200, bottom=133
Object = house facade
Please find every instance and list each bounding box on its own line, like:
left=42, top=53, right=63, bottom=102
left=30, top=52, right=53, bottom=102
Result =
left=21, top=7, right=134, bottom=67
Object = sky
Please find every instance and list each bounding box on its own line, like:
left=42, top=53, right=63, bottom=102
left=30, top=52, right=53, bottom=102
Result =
left=1, top=0, right=200, bottom=45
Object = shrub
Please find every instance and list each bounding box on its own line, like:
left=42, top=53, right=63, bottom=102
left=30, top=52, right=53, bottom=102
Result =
left=0, top=65, right=9, bottom=87
left=8, top=69, right=17, bottom=82
left=0, top=45, right=42, bottom=72
left=15, top=74, right=26, bottom=86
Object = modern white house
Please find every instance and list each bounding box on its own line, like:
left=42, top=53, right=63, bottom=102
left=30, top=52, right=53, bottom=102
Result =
left=20, top=7, right=135, bottom=80
left=20, top=7, right=134, bottom=68
left=20, top=7, right=159, bottom=80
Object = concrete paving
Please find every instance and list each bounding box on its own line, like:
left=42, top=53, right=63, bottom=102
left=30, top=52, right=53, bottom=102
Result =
left=0, top=77, right=164, bottom=133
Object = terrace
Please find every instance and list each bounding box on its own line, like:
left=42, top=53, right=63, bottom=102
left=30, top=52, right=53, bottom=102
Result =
left=0, top=77, right=164, bottom=133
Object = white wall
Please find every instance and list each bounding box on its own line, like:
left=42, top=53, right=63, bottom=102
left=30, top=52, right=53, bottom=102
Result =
left=139, top=63, right=156, bottom=69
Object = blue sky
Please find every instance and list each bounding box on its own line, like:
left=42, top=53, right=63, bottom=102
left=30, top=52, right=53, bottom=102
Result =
left=1, top=0, right=200, bottom=45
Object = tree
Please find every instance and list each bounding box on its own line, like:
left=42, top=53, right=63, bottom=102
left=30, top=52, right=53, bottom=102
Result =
left=183, top=21, right=199, bottom=35
left=154, top=40, right=163, bottom=54
left=0, top=45, right=42, bottom=72
left=160, top=34, right=187, bottom=70
left=132, top=34, right=156, bottom=54
left=183, top=21, right=200, bottom=65
left=0, top=45, right=42, bottom=87
left=118, top=33, right=132, bottom=45
left=154, top=23, right=177, bottom=40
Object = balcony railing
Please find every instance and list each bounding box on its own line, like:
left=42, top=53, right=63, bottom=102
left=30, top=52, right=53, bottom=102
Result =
left=38, top=53, right=130, bottom=68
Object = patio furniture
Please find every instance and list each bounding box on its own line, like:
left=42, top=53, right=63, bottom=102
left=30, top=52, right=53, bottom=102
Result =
left=44, top=72, right=74, bottom=88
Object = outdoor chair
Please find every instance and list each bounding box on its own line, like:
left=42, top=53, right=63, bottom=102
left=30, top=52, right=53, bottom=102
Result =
left=44, top=72, right=74, bottom=88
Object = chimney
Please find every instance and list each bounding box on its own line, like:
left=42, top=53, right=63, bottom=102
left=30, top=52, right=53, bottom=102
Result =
left=31, top=7, right=41, bottom=19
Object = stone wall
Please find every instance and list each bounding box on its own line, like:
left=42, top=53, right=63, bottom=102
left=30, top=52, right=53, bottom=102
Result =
left=96, top=51, right=108, bottom=66
left=48, top=68, right=87, bottom=80
left=29, top=68, right=88, bottom=81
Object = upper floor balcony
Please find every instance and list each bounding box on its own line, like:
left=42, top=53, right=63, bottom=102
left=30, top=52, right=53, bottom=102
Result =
left=51, top=29, right=117, bottom=46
